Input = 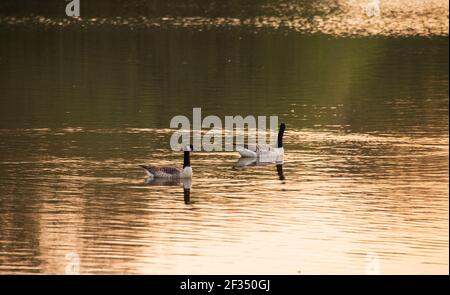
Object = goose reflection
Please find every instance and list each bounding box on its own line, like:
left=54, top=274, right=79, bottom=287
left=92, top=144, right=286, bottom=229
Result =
left=276, top=162, right=285, bottom=181
left=234, top=158, right=285, bottom=181
left=144, top=177, right=192, bottom=204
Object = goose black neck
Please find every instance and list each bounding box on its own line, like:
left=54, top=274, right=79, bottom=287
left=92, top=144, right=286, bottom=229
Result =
left=184, top=188, right=191, bottom=204
left=277, top=163, right=285, bottom=180
left=183, top=151, right=190, bottom=168
left=277, top=127, right=285, bottom=148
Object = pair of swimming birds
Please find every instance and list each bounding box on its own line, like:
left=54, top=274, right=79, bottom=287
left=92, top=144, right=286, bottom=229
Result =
left=139, top=123, right=286, bottom=179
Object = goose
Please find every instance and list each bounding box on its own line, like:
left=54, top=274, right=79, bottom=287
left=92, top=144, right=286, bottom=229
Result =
left=234, top=157, right=272, bottom=168
left=139, top=144, right=193, bottom=179
left=235, top=123, right=285, bottom=160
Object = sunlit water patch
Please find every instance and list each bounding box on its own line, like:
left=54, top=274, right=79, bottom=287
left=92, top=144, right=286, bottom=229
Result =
left=0, top=0, right=448, bottom=37
left=0, top=126, right=447, bottom=274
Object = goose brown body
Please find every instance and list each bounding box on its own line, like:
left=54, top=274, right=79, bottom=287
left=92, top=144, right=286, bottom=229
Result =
left=139, top=165, right=183, bottom=178
left=139, top=144, right=194, bottom=179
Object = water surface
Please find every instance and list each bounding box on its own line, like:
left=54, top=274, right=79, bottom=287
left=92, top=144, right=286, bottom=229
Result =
left=0, top=27, right=448, bottom=274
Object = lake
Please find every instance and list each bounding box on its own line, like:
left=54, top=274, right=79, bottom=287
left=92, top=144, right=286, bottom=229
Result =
left=0, top=26, right=448, bottom=274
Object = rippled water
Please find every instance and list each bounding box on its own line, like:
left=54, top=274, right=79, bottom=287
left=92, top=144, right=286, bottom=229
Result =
left=1, top=0, right=448, bottom=37
left=0, top=27, right=448, bottom=274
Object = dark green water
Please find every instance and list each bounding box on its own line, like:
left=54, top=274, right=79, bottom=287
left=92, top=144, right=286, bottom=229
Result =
left=0, top=27, right=448, bottom=274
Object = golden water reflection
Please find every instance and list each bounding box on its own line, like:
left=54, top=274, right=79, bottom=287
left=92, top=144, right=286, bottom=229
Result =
left=0, top=128, right=447, bottom=274
left=0, top=0, right=448, bottom=37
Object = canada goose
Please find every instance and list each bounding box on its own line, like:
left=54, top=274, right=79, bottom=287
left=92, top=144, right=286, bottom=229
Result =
left=139, top=144, right=193, bottom=179
left=235, top=123, right=285, bottom=160
left=234, top=157, right=271, bottom=168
